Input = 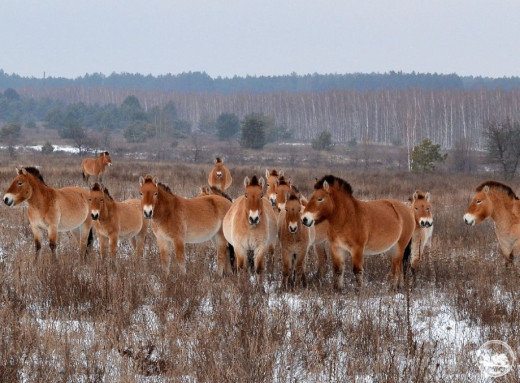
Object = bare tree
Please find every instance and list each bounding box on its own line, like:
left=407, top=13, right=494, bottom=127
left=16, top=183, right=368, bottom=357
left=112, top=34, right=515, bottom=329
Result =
left=483, top=119, right=520, bottom=179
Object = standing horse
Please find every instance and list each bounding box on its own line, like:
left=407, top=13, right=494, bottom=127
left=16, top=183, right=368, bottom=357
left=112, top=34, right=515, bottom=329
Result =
left=265, top=169, right=283, bottom=207
left=89, top=183, right=147, bottom=258
left=3, top=167, right=93, bottom=257
left=464, top=180, right=520, bottom=264
left=302, top=175, right=415, bottom=289
left=278, top=191, right=315, bottom=288
left=139, top=175, right=233, bottom=275
left=208, top=157, right=232, bottom=191
left=223, top=176, right=277, bottom=278
left=407, top=190, right=433, bottom=277
left=82, top=151, right=112, bottom=184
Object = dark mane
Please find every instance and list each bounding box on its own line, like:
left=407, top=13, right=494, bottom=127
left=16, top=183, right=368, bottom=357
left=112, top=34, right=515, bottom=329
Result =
left=24, top=167, right=46, bottom=185
left=158, top=182, right=173, bottom=194
left=287, top=193, right=300, bottom=202
left=477, top=180, right=519, bottom=200
left=290, top=184, right=301, bottom=194
left=209, top=186, right=233, bottom=202
left=314, top=175, right=353, bottom=195
left=268, top=169, right=279, bottom=177
left=278, top=176, right=289, bottom=186
left=103, top=151, right=109, bottom=156
left=91, top=182, right=113, bottom=200
left=249, top=175, right=260, bottom=187
left=215, top=157, right=223, bottom=163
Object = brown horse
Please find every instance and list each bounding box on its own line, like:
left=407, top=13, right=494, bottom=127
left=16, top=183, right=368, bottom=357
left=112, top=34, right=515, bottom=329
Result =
left=302, top=175, right=415, bottom=289
left=265, top=169, right=283, bottom=207
left=223, top=176, right=277, bottom=277
left=464, top=180, right=520, bottom=264
left=89, top=183, right=147, bottom=258
left=208, top=157, right=232, bottom=191
left=3, top=167, right=93, bottom=257
left=407, top=190, right=433, bottom=276
left=139, top=175, right=233, bottom=275
left=278, top=191, right=315, bottom=288
left=82, top=151, right=112, bottom=183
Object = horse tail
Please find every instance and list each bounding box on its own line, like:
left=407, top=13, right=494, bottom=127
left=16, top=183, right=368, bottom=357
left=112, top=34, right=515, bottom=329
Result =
left=402, top=238, right=412, bottom=278
left=228, top=243, right=236, bottom=271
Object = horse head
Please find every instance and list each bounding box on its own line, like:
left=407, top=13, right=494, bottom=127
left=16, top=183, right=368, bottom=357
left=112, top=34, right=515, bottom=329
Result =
left=411, top=190, right=433, bottom=228
left=285, top=192, right=303, bottom=234
left=139, top=175, right=160, bottom=219
left=302, top=175, right=344, bottom=227
left=89, top=182, right=107, bottom=220
left=244, top=175, right=265, bottom=226
left=265, top=169, right=282, bottom=207
left=3, top=167, right=39, bottom=207
left=102, top=152, right=112, bottom=167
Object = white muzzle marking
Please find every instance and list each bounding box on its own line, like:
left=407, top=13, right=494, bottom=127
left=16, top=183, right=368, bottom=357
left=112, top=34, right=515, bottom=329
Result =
left=143, top=204, right=154, bottom=219
left=216, top=172, right=222, bottom=178
left=419, top=217, right=433, bottom=228
left=288, top=221, right=298, bottom=234
left=248, top=210, right=260, bottom=226
left=463, top=213, right=475, bottom=226
left=301, top=212, right=315, bottom=227
left=269, top=193, right=277, bottom=207
left=3, top=193, right=14, bottom=207
left=91, top=209, right=100, bottom=220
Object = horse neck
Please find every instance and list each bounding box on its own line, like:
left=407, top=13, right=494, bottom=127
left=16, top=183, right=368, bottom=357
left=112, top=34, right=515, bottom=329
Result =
left=489, top=192, right=517, bottom=227
left=27, top=176, right=52, bottom=206
left=153, top=188, right=179, bottom=220
left=99, top=197, right=115, bottom=221
left=96, top=156, right=106, bottom=170
left=328, top=189, right=357, bottom=226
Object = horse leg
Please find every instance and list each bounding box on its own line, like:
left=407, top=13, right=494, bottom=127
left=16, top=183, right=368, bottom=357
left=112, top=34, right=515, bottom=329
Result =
left=48, top=225, right=58, bottom=257
left=97, top=235, right=108, bottom=258
left=109, top=233, right=119, bottom=258
left=281, top=247, right=292, bottom=289
left=173, top=239, right=186, bottom=274
left=30, top=224, right=43, bottom=258
left=314, top=241, right=328, bottom=279
left=216, top=233, right=231, bottom=276
left=350, top=247, right=365, bottom=289
left=295, top=250, right=307, bottom=288
left=330, top=243, right=348, bottom=289
left=156, top=236, right=171, bottom=273
left=134, top=225, right=147, bottom=258
left=234, top=246, right=248, bottom=273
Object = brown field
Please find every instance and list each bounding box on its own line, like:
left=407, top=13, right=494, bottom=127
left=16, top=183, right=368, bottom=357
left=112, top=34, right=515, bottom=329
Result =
left=0, top=148, right=518, bottom=382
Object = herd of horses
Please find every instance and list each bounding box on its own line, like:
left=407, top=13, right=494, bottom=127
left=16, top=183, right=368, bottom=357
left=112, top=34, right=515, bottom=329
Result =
left=2, top=152, right=517, bottom=290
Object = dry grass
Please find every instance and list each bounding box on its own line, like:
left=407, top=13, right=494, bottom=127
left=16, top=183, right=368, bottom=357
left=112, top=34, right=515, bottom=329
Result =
left=0, top=150, right=519, bottom=382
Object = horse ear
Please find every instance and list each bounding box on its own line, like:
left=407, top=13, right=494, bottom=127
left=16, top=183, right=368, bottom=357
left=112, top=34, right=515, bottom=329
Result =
left=285, top=191, right=291, bottom=202
left=244, top=176, right=250, bottom=187
left=259, top=177, right=265, bottom=188
left=20, top=168, right=27, bottom=175
left=15, top=167, right=22, bottom=175
left=483, top=185, right=490, bottom=194
left=265, top=169, right=270, bottom=179
left=279, top=170, right=284, bottom=177
left=153, top=177, right=159, bottom=186
left=139, top=176, right=144, bottom=186
left=425, top=192, right=431, bottom=202
left=412, top=191, right=419, bottom=202
left=323, top=180, right=330, bottom=192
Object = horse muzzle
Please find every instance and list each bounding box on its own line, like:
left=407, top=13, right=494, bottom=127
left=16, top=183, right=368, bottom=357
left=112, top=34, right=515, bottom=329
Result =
left=3, top=194, right=14, bottom=207
left=91, top=211, right=99, bottom=220
left=301, top=213, right=314, bottom=227
left=216, top=172, right=222, bottom=178
left=419, top=218, right=433, bottom=228
left=463, top=213, right=475, bottom=226
left=143, top=206, right=154, bottom=219
left=289, top=223, right=298, bottom=234
left=248, top=216, right=260, bottom=226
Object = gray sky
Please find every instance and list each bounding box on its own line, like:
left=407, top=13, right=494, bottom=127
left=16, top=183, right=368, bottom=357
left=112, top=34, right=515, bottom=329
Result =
left=2, top=0, right=519, bottom=79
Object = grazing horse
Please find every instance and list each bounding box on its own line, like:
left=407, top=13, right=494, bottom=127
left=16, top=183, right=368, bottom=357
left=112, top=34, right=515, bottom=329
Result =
left=3, top=167, right=93, bottom=257
left=208, top=157, right=232, bottom=191
left=82, top=151, right=112, bottom=183
left=265, top=169, right=283, bottom=207
left=89, top=183, right=147, bottom=258
left=223, top=176, right=277, bottom=278
left=464, top=180, right=520, bottom=264
left=139, top=175, right=233, bottom=275
left=278, top=191, right=315, bottom=288
left=302, top=175, right=415, bottom=289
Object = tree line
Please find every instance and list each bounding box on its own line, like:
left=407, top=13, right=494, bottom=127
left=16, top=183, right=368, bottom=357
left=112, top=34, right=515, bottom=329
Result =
left=3, top=69, right=520, bottom=93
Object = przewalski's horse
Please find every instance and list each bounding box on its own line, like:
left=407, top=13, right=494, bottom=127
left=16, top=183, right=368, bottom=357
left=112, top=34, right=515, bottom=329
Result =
left=464, top=180, right=520, bottom=264
left=223, top=176, right=277, bottom=278
left=278, top=191, right=315, bottom=288
left=302, top=175, right=415, bottom=289
left=265, top=169, right=283, bottom=207
left=407, top=190, right=433, bottom=275
left=139, top=175, right=233, bottom=275
left=89, top=183, right=147, bottom=258
left=208, top=157, right=232, bottom=192
left=82, top=151, right=112, bottom=183
left=3, top=167, right=93, bottom=257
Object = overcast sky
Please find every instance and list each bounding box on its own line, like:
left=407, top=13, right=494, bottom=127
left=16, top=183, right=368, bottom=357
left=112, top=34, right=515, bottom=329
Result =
left=1, top=0, right=519, bottom=79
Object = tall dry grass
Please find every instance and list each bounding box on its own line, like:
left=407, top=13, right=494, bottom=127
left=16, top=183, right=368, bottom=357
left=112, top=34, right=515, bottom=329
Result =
left=0, top=150, right=518, bottom=382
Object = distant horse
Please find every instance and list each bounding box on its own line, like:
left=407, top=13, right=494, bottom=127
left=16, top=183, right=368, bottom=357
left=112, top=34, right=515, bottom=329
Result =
left=139, top=175, right=233, bottom=275
left=265, top=169, right=283, bottom=207
left=89, top=183, right=147, bottom=258
left=278, top=190, right=315, bottom=288
left=82, top=151, right=112, bottom=183
left=208, top=157, right=232, bottom=191
left=302, top=175, right=415, bottom=289
left=406, top=190, right=433, bottom=277
left=197, top=185, right=233, bottom=202
left=464, top=180, right=520, bottom=264
left=3, top=167, right=93, bottom=257
left=223, top=176, right=277, bottom=278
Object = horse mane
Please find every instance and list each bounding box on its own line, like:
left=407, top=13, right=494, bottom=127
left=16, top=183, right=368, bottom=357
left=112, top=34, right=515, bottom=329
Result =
left=91, top=182, right=113, bottom=200
left=314, top=175, right=353, bottom=195
left=278, top=176, right=289, bottom=186
left=477, top=180, right=519, bottom=200
left=158, top=182, right=173, bottom=194
left=269, top=169, right=279, bottom=177
left=287, top=193, right=300, bottom=202
left=290, top=184, right=300, bottom=194
left=24, top=167, right=46, bottom=185
left=101, top=151, right=109, bottom=156
left=208, top=185, right=233, bottom=202
left=215, top=157, right=223, bottom=163
left=249, top=175, right=261, bottom=187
